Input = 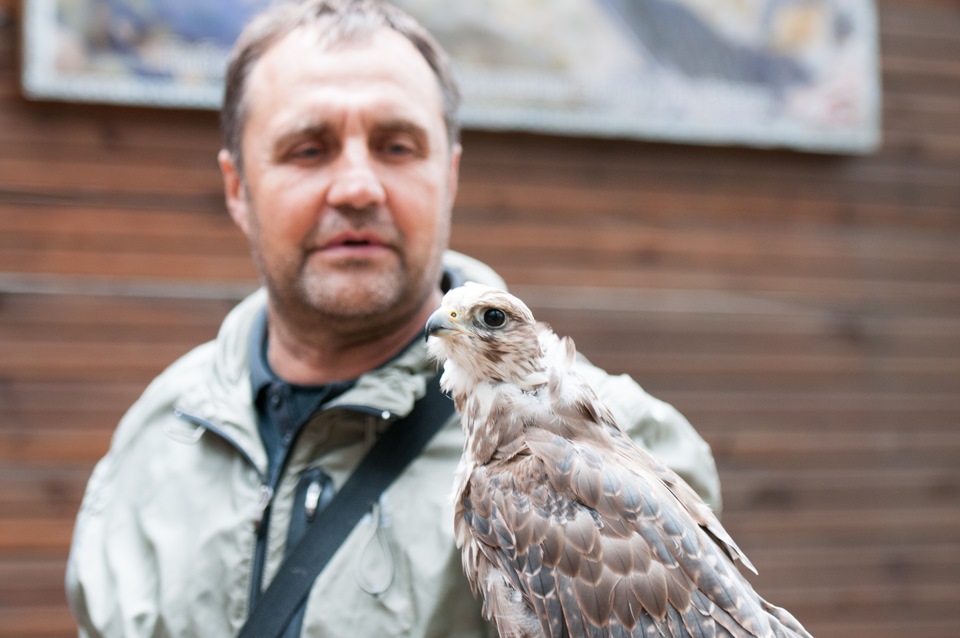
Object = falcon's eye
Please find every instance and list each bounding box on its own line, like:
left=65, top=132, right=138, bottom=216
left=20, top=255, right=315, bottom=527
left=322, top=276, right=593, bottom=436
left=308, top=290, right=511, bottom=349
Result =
left=481, top=308, right=507, bottom=328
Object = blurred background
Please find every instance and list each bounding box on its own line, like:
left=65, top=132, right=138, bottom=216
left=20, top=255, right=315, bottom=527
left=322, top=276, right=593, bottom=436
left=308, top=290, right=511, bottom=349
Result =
left=1, top=0, right=958, bottom=636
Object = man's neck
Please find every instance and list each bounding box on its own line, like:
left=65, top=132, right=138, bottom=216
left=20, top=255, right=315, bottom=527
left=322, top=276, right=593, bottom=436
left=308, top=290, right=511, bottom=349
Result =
left=265, top=291, right=442, bottom=385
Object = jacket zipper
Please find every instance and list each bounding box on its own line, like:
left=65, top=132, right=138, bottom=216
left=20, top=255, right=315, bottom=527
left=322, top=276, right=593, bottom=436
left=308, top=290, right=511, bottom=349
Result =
left=253, top=484, right=274, bottom=534
left=249, top=481, right=276, bottom=610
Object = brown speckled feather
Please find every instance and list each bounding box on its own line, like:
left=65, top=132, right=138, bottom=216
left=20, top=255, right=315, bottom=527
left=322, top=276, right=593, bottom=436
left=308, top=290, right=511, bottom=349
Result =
left=426, top=283, right=812, bottom=638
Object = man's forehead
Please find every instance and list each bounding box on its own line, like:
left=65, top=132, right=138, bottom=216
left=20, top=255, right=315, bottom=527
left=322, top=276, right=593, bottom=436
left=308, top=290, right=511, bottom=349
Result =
left=254, top=26, right=438, bottom=94
left=245, top=26, right=444, bottom=129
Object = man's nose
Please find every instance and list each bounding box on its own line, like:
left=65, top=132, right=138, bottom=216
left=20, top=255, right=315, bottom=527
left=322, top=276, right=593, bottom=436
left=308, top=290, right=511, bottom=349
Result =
left=327, top=141, right=386, bottom=210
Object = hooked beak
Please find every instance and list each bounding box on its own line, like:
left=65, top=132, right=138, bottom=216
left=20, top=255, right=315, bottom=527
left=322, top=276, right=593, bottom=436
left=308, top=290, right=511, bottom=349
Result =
left=424, top=306, right=462, bottom=342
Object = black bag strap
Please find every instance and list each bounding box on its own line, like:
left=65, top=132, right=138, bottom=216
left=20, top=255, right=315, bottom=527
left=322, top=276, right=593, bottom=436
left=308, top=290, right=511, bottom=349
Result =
left=238, top=373, right=455, bottom=638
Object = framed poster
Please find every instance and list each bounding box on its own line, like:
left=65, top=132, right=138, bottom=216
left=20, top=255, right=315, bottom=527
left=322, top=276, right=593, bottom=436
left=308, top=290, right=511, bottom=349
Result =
left=20, top=0, right=270, bottom=108
left=22, top=0, right=881, bottom=153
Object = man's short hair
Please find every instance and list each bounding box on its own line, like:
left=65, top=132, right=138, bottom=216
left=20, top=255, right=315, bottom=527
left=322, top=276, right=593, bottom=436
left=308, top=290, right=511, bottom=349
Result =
left=221, top=0, right=461, bottom=175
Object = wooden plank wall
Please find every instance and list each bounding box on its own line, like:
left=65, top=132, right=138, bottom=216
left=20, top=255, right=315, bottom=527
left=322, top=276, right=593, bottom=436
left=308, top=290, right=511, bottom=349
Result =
left=1, top=0, right=958, bottom=635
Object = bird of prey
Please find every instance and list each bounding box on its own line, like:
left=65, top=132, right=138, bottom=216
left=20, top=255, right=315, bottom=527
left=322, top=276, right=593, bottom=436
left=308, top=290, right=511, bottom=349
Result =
left=425, top=283, right=811, bottom=638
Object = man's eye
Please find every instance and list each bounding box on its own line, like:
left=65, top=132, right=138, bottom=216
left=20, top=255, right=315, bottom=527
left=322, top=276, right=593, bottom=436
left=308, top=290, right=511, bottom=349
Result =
left=376, top=136, right=419, bottom=159
left=382, top=143, right=413, bottom=156
left=291, top=145, right=323, bottom=159
left=283, top=139, right=335, bottom=163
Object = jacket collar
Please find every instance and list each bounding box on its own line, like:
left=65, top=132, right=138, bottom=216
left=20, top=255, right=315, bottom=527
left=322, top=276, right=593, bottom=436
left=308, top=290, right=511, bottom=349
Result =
left=177, top=291, right=439, bottom=467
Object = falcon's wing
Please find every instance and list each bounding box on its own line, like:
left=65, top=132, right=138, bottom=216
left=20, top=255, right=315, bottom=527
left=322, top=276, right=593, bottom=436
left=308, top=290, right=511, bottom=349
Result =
left=462, top=427, right=805, bottom=637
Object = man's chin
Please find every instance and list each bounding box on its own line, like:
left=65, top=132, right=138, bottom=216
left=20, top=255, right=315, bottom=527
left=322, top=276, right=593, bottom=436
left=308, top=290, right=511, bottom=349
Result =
left=299, top=270, right=407, bottom=320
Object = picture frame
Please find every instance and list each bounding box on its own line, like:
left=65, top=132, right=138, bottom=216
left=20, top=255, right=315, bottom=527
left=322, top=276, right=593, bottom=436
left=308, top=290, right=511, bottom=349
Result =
left=21, top=0, right=882, bottom=153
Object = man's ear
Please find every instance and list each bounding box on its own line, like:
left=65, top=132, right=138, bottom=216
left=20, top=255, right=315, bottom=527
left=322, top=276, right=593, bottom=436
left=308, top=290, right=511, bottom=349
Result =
left=218, top=149, right=251, bottom=236
left=446, top=143, right=462, bottom=207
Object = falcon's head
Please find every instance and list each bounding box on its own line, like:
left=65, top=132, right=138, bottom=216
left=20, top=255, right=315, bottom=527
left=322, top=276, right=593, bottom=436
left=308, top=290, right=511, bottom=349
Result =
left=425, top=283, right=547, bottom=388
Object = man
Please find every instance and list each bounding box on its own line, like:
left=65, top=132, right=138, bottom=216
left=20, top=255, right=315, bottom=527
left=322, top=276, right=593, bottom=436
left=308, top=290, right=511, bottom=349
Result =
left=66, top=1, right=722, bottom=636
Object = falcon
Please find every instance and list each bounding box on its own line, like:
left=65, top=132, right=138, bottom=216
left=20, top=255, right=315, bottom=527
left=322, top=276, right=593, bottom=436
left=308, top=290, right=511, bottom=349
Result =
left=425, top=283, right=812, bottom=638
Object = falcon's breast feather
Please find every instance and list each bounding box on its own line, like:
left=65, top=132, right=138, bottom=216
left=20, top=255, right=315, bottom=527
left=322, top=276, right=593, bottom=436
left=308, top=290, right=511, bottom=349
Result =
left=425, top=282, right=812, bottom=638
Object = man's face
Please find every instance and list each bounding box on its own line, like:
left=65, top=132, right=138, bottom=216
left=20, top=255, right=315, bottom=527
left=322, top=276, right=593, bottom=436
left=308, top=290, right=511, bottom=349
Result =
left=221, top=27, right=460, bottom=331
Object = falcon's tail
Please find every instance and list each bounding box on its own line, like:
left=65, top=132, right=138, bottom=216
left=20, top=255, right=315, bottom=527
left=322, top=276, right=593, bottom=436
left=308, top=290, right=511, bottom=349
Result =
left=764, top=599, right=815, bottom=638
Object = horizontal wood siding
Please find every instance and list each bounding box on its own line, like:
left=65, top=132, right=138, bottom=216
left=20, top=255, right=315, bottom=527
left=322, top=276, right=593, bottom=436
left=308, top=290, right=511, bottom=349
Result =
left=1, top=0, right=958, bottom=635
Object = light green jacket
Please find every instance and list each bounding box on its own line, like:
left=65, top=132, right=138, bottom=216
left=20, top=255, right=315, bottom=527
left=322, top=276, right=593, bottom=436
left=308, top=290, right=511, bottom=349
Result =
left=66, top=251, right=721, bottom=637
